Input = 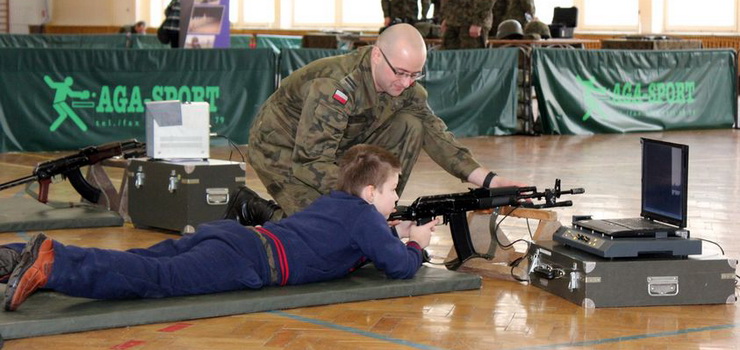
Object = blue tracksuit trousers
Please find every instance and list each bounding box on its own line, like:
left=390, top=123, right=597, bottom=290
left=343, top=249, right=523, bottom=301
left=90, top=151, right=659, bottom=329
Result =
left=42, top=220, right=271, bottom=299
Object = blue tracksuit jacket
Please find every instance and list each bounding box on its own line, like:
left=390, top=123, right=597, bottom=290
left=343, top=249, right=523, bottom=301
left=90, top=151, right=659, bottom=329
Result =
left=34, top=190, right=424, bottom=299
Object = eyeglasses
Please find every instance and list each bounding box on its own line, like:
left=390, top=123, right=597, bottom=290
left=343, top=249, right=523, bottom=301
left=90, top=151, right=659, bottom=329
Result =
left=378, top=47, right=425, bottom=81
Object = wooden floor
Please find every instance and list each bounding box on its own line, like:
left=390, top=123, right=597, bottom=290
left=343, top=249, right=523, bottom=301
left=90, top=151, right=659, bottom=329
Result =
left=1, top=129, right=739, bottom=349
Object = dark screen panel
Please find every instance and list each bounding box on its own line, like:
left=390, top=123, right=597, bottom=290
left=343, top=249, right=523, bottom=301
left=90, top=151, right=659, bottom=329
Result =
left=640, top=138, right=689, bottom=228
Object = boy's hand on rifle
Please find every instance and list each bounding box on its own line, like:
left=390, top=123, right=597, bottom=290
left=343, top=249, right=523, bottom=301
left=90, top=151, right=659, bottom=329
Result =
left=394, top=220, right=413, bottom=239
left=408, top=218, right=438, bottom=248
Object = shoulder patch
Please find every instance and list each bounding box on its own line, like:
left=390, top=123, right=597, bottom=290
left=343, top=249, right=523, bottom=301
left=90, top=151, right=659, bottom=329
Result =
left=332, top=89, right=348, bottom=105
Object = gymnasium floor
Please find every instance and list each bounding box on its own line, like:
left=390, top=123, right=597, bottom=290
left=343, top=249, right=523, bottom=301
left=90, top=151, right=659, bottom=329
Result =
left=0, top=129, right=738, bottom=349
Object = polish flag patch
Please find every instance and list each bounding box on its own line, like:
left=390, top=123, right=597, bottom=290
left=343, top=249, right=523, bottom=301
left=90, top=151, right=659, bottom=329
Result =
left=332, top=89, right=348, bottom=105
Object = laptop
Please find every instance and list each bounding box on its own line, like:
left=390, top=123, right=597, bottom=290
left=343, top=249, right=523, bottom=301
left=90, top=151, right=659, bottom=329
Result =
left=574, top=138, right=689, bottom=238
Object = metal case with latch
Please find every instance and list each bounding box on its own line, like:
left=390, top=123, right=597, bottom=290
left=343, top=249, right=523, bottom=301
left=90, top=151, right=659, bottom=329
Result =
left=127, top=158, right=246, bottom=233
left=527, top=240, right=737, bottom=308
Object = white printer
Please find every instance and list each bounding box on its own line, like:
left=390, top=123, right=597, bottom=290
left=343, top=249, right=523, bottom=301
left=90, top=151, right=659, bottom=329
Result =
left=145, top=100, right=210, bottom=159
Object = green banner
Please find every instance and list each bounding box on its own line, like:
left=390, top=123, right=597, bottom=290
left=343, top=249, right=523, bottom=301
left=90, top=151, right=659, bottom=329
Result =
left=0, top=48, right=276, bottom=152
left=532, top=48, right=738, bottom=134
left=425, top=48, right=519, bottom=136
left=279, top=47, right=519, bottom=137
left=0, top=34, right=255, bottom=49
left=255, top=34, right=303, bottom=53
left=0, top=34, right=130, bottom=48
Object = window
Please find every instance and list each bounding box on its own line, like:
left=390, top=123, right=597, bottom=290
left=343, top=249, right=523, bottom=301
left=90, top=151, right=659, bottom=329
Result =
left=341, top=0, right=384, bottom=28
left=576, top=0, right=639, bottom=31
left=294, top=0, right=335, bottom=27
left=146, top=0, right=740, bottom=34
left=665, top=0, right=736, bottom=32
left=242, top=0, right=275, bottom=27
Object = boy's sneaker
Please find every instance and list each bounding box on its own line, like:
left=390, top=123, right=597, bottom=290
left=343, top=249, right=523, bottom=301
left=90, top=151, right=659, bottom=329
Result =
left=0, top=247, right=20, bottom=283
left=4, top=233, right=55, bottom=311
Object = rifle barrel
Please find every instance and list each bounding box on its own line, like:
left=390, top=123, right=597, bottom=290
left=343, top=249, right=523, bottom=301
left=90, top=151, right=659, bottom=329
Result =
left=0, top=174, right=38, bottom=192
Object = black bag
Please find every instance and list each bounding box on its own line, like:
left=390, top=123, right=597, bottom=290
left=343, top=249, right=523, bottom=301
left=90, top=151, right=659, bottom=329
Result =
left=157, top=22, right=170, bottom=44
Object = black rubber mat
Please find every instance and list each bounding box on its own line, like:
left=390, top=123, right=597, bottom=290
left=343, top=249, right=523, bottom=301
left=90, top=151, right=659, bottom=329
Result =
left=0, top=197, right=122, bottom=233
left=0, top=265, right=481, bottom=339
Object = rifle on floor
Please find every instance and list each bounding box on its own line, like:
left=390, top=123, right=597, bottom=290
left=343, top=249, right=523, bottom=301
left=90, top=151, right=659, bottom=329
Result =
left=389, top=179, right=584, bottom=270
left=0, top=139, right=146, bottom=203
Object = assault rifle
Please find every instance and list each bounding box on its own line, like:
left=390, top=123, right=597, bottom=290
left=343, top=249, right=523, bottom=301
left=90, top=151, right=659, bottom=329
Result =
left=0, top=139, right=146, bottom=203
left=389, top=179, right=584, bottom=270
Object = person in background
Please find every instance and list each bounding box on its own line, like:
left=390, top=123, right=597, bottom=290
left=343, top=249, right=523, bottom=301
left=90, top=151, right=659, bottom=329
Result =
left=160, top=0, right=181, bottom=48
left=119, top=21, right=147, bottom=35
left=381, top=0, right=425, bottom=32
left=440, top=0, right=494, bottom=49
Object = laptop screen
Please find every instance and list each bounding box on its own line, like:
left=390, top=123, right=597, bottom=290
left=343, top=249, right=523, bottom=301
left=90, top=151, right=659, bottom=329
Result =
left=640, top=138, right=689, bottom=228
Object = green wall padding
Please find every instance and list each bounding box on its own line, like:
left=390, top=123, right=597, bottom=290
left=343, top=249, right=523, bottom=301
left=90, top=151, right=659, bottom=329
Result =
left=0, top=48, right=276, bottom=152
left=532, top=48, right=738, bottom=134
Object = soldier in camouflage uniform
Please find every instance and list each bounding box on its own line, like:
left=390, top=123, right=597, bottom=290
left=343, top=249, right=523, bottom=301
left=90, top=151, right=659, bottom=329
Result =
left=440, top=0, right=494, bottom=50
left=245, top=24, right=524, bottom=222
left=382, top=0, right=425, bottom=28
left=503, top=0, right=535, bottom=27
left=490, top=0, right=509, bottom=37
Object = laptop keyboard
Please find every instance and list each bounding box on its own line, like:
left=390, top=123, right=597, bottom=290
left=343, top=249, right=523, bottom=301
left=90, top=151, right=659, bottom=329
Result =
left=606, top=218, right=671, bottom=230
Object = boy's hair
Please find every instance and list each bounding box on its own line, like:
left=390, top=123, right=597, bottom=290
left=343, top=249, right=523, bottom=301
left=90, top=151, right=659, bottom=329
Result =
left=337, top=144, right=401, bottom=197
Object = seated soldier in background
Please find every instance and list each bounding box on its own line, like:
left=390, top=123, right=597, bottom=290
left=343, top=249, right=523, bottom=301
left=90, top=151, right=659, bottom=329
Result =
left=119, top=21, right=146, bottom=34
left=0, top=144, right=437, bottom=312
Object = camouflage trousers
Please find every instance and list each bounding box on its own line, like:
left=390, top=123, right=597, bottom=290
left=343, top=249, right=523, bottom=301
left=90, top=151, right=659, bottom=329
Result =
left=441, top=26, right=490, bottom=50
left=248, top=113, right=423, bottom=221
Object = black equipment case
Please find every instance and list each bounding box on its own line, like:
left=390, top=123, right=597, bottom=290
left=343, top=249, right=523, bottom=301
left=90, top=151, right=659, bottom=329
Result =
left=527, top=240, right=737, bottom=308
left=127, top=158, right=246, bottom=233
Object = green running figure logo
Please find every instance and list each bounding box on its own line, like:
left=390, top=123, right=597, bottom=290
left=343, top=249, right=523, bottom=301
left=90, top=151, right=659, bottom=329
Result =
left=45, top=75, right=95, bottom=132
left=576, top=75, right=608, bottom=122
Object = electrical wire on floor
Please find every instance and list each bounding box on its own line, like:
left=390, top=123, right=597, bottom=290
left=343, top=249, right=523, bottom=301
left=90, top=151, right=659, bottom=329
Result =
left=488, top=206, right=537, bottom=282
left=210, top=133, right=246, bottom=163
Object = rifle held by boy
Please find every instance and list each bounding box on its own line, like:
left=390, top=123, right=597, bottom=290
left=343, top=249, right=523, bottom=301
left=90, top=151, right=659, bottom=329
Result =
left=389, top=179, right=584, bottom=270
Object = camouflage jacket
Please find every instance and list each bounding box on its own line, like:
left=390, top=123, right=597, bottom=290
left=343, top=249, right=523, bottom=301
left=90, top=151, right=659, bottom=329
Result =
left=382, top=0, right=423, bottom=20
left=249, top=46, right=481, bottom=194
left=442, top=0, right=494, bottom=27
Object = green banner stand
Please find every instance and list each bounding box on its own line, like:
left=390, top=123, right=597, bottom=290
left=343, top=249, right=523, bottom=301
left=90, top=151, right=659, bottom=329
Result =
left=255, top=34, right=303, bottom=53
left=278, top=48, right=348, bottom=78
left=0, top=34, right=255, bottom=50
left=0, top=34, right=130, bottom=48
left=532, top=48, right=738, bottom=134
left=0, top=48, right=276, bottom=152
left=425, top=48, right=519, bottom=136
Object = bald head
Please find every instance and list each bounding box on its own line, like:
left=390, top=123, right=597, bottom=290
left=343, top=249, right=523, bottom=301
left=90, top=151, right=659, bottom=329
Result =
left=376, top=23, right=427, bottom=62
left=371, top=23, right=427, bottom=95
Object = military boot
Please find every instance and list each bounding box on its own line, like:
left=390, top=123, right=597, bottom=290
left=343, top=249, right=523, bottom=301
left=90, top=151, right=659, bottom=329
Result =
left=224, top=186, right=281, bottom=226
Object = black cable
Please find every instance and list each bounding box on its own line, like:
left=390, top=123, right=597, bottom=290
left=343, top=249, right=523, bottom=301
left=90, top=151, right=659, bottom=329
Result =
left=210, top=134, right=246, bottom=163
left=492, top=205, right=545, bottom=281
left=509, top=256, right=529, bottom=282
